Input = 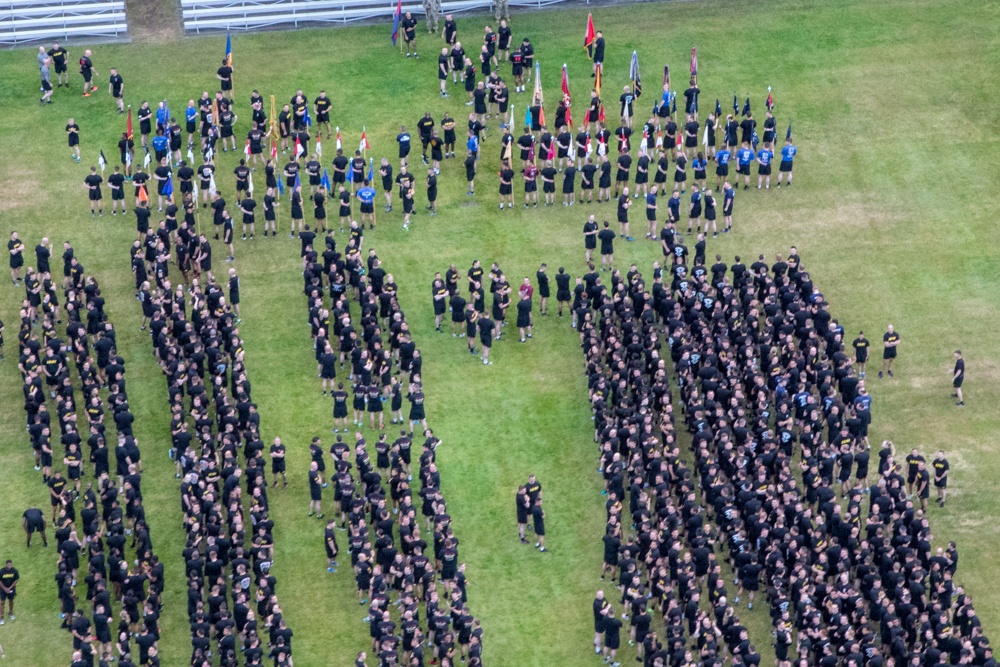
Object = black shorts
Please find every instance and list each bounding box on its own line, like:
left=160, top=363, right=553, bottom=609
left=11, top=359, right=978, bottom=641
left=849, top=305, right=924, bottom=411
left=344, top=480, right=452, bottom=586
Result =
left=499, top=184, right=512, bottom=196
left=883, top=348, right=896, bottom=360
left=779, top=161, right=793, bottom=173
left=0, top=590, right=14, bottom=601
left=524, top=182, right=537, bottom=193
left=55, top=62, right=67, bottom=74
left=543, top=182, right=555, bottom=193
left=716, top=165, right=729, bottom=177
left=674, top=172, right=686, bottom=183
left=738, top=164, right=751, bottom=176
left=758, top=164, right=771, bottom=176
left=934, top=477, right=948, bottom=488
left=953, top=377, right=963, bottom=388
left=89, top=190, right=102, bottom=201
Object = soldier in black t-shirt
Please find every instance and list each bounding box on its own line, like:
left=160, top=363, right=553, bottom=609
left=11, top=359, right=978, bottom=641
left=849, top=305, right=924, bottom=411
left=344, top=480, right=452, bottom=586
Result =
left=852, top=330, right=870, bottom=378
left=951, top=350, right=965, bottom=407
left=83, top=167, right=103, bottom=216
left=0, top=561, right=18, bottom=623
left=216, top=58, right=233, bottom=93
left=107, top=67, right=124, bottom=113
left=78, top=49, right=97, bottom=96
left=66, top=118, right=81, bottom=162
left=401, top=11, right=418, bottom=58
left=933, top=450, right=950, bottom=506
left=48, top=42, right=68, bottom=86
left=22, top=507, right=47, bottom=547
left=108, top=166, right=126, bottom=215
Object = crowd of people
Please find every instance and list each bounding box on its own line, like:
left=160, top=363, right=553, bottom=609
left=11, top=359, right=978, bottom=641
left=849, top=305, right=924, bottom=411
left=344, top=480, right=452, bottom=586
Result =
left=293, top=224, right=485, bottom=665
left=11, top=237, right=164, bottom=666
left=12, top=9, right=983, bottom=667
left=571, top=244, right=982, bottom=667
left=129, top=246, right=303, bottom=666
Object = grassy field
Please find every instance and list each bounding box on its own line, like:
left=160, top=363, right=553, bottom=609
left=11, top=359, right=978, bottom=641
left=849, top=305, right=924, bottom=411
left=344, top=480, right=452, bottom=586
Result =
left=0, top=0, right=998, bottom=665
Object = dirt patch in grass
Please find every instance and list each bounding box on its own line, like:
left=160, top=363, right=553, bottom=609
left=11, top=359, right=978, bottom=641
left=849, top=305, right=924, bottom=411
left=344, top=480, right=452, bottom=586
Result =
left=126, top=0, right=182, bottom=44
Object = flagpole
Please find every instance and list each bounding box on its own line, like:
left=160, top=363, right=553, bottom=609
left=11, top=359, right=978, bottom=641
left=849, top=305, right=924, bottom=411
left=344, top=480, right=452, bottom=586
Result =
left=362, top=126, right=367, bottom=162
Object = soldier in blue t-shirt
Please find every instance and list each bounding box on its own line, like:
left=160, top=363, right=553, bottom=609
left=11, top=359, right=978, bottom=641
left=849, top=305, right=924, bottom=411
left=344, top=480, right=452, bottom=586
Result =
left=715, top=146, right=731, bottom=191
left=777, top=137, right=797, bottom=188
left=667, top=189, right=681, bottom=224
left=736, top=141, right=754, bottom=190
left=356, top=180, right=377, bottom=229
left=756, top=143, right=774, bottom=190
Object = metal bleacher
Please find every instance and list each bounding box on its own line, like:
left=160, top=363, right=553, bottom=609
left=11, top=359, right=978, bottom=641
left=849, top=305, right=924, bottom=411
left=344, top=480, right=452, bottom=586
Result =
left=0, top=0, right=128, bottom=45
left=182, top=0, right=567, bottom=34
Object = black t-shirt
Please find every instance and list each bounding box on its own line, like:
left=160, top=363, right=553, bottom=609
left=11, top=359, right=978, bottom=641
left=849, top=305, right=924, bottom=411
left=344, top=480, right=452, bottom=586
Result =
left=0, top=566, right=19, bottom=589
left=598, top=228, right=616, bottom=253
left=954, top=358, right=964, bottom=379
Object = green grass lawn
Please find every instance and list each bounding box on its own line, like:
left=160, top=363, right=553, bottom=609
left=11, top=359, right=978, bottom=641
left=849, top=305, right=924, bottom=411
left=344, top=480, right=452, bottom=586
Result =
left=0, top=0, right=998, bottom=665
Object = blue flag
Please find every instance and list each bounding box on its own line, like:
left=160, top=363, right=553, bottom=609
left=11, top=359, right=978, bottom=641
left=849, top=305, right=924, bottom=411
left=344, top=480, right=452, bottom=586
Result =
left=786, top=121, right=792, bottom=141
left=524, top=105, right=532, bottom=129
left=321, top=168, right=331, bottom=191
left=367, top=157, right=374, bottom=183
left=732, top=94, right=738, bottom=114
left=346, top=163, right=353, bottom=183
left=742, top=97, right=751, bottom=117
left=391, top=0, right=401, bottom=45
left=277, top=177, right=285, bottom=195
left=225, top=31, right=232, bottom=66
left=294, top=172, right=300, bottom=191
left=304, top=105, right=312, bottom=128
left=163, top=174, right=173, bottom=198
left=714, top=99, right=722, bottom=117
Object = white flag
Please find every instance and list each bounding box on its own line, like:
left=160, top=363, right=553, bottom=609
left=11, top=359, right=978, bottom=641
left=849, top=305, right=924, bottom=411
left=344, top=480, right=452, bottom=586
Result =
left=315, top=135, right=322, bottom=158
left=247, top=171, right=254, bottom=195
left=187, top=145, right=195, bottom=163
left=209, top=172, right=217, bottom=196
left=143, top=151, right=151, bottom=168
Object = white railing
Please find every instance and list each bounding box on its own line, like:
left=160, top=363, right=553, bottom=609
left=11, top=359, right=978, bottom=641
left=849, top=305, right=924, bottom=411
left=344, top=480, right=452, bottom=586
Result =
left=0, top=0, right=128, bottom=44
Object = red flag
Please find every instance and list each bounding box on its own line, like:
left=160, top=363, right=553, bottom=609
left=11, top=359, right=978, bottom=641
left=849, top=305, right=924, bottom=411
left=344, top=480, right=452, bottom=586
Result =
left=294, top=135, right=303, bottom=158
left=126, top=107, right=133, bottom=140
left=676, top=132, right=683, bottom=148
left=561, top=64, right=571, bottom=102
left=538, top=107, right=546, bottom=128
left=270, top=138, right=277, bottom=161
left=565, top=106, right=574, bottom=130
left=546, top=141, right=555, bottom=161
left=597, top=103, right=605, bottom=124
left=690, top=47, right=698, bottom=76
left=359, top=129, right=371, bottom=151
left=594, top=66, right=603, bottom=97
left=244, top=138, right=251, bottom=158
left=137, top=184, right=149, bottom=204
left=584, top=13, right=595, bottom=51
left=766, top=92, right=774, bottom=111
